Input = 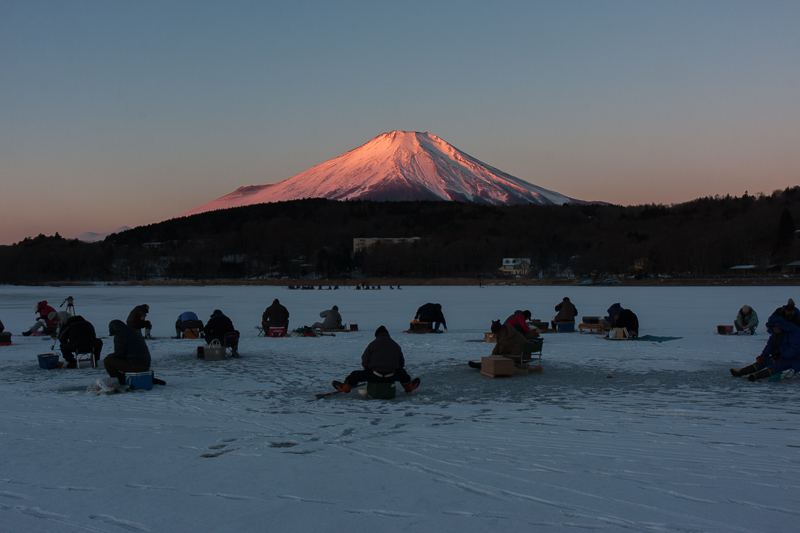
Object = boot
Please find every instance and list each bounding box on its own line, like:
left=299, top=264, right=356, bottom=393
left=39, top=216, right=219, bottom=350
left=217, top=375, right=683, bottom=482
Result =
left=402, top=377, right=421, bottom=393
left=22, top=330, right=31, bottom=337
left=332, top=380, right=352, bottom=393
left=748, top=368, right=775, bottom=381
left=731, top=363, right=761, bottom=377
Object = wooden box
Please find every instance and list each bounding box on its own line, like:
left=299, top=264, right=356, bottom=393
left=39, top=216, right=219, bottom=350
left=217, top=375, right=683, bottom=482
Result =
left=480, top=356, right=514, bottom=377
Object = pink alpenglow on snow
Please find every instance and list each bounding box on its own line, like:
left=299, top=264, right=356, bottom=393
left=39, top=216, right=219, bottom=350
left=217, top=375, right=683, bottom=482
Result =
left=181, top=131, right=581, bottom=216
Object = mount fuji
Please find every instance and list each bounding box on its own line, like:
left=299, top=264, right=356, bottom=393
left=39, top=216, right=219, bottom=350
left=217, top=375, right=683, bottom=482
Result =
left=181, top=131, right=581, bottom=216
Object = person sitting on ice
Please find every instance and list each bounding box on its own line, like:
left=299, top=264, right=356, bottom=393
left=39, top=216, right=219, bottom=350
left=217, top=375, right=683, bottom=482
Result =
left=730, top=315, right=800, bottom=381
left=615, top=308, right=639, bottom=338
left=551, top=297, right=578, bottom=329
left=104, top=319, right=164, bottom=385
left=126, top=304, right=153, bottom=338
left=0, top=319, right=10, bottom=344
left=504, top=310, right=537, bottom=339
left=332, top=326, right=420, bottom=393
left=771, top=299, right=800, bottom=328
left=414, top=303, right=447, bottom=332
left=205, top=309, right=236, bottom=344
left=174, top=311, right=204, bottom=338
left=606, top=302, right=624, bottom=327
left=58, top=315, right=103, bottom=368
left=312, top=305, right=343, bottom=330
left=734, top=305, right=759, bottom=335
left=22, top=300, right=58, bottom=336
left=262, top=299, right=290, bottom=331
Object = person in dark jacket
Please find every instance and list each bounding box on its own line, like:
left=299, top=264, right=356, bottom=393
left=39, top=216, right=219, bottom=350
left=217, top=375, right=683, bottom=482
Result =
left=332, top=326, right=420, bottom=393
left=0, top=319, right=10, bottom=344
left=126, top=304, right=153, bottom=337
left=731, top=315, right=800, bottom=381
left=312, top=305, right=343, bottom=330
left=615, top=309, right=639, bottom=338
left=58, top=315, right=103, bottom=368
left=504, top=310, right=537, bottom=339
left=205, top=309, right=236, bottom=344
left=771, top=299, right=800, bottom=328
left=552, top=297, right=578, bottom=328
left=734, top=305, right=759, bottom=334
left=22, top=300, right=58, bottom=336
left=606, top=303, right=624, bottom=327
left=415, top=303, right=447, bottom=332
left=174, top=311, right=204, bottom=338
left=104, top=319, right=152, bottom=384
left=262, top=299, right=290, bottom=330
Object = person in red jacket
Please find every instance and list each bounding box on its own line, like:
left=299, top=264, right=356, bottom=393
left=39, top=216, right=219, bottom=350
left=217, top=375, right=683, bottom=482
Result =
left=22, top=300, right=58, bottom=336
left=503, top=310, right=538, bottom=339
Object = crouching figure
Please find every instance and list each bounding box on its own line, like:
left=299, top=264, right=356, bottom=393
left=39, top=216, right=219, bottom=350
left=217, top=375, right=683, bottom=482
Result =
left=332, top=326, right=420, bottom=394
left=731, top=315, right=800, bottom=381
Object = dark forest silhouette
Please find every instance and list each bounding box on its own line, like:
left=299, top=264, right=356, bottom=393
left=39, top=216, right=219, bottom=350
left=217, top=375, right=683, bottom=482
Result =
left=1, top=187, right=798, bottom=283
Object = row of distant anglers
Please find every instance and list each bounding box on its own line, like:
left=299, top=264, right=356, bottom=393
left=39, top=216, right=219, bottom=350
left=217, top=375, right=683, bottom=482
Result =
left=2, top=296, right=799, bottom=397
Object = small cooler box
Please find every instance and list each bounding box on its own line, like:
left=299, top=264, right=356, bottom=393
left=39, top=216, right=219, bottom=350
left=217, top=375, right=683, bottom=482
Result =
left=126, top=371, right=153, bottom=391
left=717, top=325, right=734, bottom=335
left=367, top=382, right=396, bottom=399
left=268, top=327, right=287, bottom=338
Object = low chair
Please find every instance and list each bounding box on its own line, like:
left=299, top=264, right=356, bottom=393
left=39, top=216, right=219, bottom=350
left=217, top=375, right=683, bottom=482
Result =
left=224, top=331, right=241, bottom=358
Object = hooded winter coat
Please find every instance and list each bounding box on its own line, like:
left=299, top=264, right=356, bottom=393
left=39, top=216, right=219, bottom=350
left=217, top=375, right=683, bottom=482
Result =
left=361, top=331, right=405, bottom=374
left=491, top=324, right=527, bottom=356
left=771, top=305, right=800, bottom=328
left=504, top=311, right=531, bottom=334
left=108, top=319, right=151, bottom=368
left=59, top=315, right=97, bottom=345
left=760, top=316, right=800, bottom=370
left=415, top=303, right=446, bottom=328
left=318, top=308, right=343, bottom=329
left=554, top=298, right=578, bottom=324
left=126, top=305, right=150, bottom=329
left=262, top=300, right=289, bottom=328
left=205, top=310, right=235, bottom=340
left=606, top=303, right=624, bottom=327
left=36, top=301, right=58, bottom=326
left=735, top=307, right=759, bottom=330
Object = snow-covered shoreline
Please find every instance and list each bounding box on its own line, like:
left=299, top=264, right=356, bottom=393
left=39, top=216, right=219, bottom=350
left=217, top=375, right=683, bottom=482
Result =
left=2, top=285, right=799, bottom=531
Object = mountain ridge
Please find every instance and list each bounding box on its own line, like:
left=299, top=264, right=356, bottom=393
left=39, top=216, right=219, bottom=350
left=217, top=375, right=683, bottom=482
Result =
left=181, top=131, right=581, bottom=216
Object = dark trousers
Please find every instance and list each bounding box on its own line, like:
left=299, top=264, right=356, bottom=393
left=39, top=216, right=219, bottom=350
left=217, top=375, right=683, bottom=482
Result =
left=103, top=356, right=149, bottom=384
left=345, top=368, right=412, bottom=387
left=61, top=339, right=103, bottom=364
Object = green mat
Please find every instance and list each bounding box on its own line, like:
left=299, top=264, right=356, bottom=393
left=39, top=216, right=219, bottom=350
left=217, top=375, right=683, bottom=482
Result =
left=633, top=335, right=682, bottom=342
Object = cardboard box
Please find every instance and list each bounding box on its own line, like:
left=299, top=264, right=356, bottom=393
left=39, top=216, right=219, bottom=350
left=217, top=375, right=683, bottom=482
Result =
left=480, top=356, right=514, bottom=377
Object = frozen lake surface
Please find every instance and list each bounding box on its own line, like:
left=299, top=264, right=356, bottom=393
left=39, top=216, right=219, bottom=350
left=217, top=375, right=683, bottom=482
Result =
left=1, top=284, right=799, bottom=532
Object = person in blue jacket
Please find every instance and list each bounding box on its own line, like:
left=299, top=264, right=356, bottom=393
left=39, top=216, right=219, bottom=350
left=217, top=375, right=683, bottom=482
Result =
left=730, top=315, right=800, bottom=381
left=175, top=311, right=204, bottom=338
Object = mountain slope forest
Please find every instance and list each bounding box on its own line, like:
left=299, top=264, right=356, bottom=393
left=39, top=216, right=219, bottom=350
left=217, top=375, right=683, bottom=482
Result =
left=1, top=187, right=799, bottom=283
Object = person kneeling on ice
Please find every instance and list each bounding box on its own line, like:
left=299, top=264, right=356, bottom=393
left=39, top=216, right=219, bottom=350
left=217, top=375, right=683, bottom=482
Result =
left=730, top=315, right=800, bottom=381
left=414, top=303, right=447, bottom=332
left=22, top=300, right=57, bottom=336
left=58, top=315, right=103, bottom=368
left=734, top=305, right=758, bottom=335
left=504, top=310, right=538, bottom=339
left=104, top=320, right=165, bottom=386
left=332, top=326, right=420, bottom=393
left=174, top=311, right=204, bottom=338
left=127, top=304, right=153, bottom=338
left=311, top=305, right=343, bottom=330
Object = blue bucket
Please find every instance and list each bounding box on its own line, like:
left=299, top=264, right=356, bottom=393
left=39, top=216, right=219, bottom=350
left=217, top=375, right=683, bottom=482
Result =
left=37, top=353, right=59, bottom=369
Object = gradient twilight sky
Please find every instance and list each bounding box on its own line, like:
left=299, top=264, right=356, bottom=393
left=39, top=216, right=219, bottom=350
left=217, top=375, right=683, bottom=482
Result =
left=1, top=1, right=798, bottom=245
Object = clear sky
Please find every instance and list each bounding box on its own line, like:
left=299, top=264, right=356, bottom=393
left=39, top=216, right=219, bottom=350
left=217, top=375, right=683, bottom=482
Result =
left=1, top=0, right=798, bottom=245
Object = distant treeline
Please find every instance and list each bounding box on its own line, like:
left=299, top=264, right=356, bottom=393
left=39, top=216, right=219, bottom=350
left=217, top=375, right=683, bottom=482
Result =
left=1, top=187, right=799, bottom=283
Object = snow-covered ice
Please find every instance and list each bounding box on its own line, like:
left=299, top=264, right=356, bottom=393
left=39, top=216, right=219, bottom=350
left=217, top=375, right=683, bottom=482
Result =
left=1, top=284, right=799, bottom=532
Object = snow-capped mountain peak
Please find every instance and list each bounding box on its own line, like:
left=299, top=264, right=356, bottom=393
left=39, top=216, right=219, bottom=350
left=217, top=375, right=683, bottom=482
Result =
left=181, top=131, right=577, bottom=216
